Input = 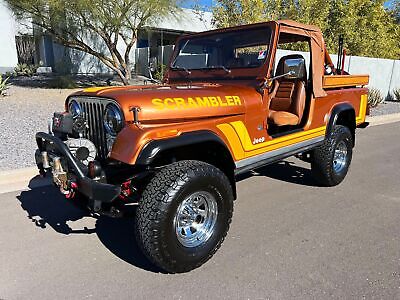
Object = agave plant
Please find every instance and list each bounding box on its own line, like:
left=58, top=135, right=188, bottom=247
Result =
left=393, top=88, right=400, bottom=102
left=13, top=63, right=36, bottom=77
left=0, top=75, right=10, bottom=96
left=368, top=88, right=384, bottom=108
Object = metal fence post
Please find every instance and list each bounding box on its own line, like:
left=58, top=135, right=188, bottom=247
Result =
left=387, top=60, right=396, bottom=97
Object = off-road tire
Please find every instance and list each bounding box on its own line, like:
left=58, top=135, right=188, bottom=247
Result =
left=135, top=160, right=234, bottom=273
left=311, top=125, right=353, bottom=186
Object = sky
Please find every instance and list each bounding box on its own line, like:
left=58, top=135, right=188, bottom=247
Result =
left=182, top=0, right=213, bottom=10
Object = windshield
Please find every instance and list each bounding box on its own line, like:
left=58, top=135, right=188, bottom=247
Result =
left=171, top=27, right=272, bottom=71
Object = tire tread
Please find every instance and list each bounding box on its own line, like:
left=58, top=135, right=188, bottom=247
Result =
left=311, top=125, right=353, bottom=186
left=135, top=160, right=233, bottom=273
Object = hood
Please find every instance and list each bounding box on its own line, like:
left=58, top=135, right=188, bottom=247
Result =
left=72, top=83, right=258, bottom=123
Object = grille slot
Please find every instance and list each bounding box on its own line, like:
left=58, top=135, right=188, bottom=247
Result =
left=73, top=97, right=110, bottom=160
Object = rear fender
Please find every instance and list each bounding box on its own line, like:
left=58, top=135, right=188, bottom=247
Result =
left=326, top=103, right=356, bottom=145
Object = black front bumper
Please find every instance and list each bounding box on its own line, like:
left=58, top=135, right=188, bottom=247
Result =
left=35, top=132, right=121, bottom=203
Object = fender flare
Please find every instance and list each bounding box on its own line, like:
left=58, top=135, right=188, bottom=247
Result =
left=325, top=103, right=356, bottom=139
left=136, top=130, right=233, bottom=166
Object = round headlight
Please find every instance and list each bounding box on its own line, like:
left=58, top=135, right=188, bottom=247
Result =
left=104, top=103, right=124, bottom=136
left=68, top=100, right=82, bottom=117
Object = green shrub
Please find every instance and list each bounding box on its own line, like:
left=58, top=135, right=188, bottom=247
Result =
left=152, top=64, right=167, bottom=82
left=14, top=63, right=37, bottom=77
left=392, top=88, right=400, bottom=102
left=0, top=75, right=10, bottom=96
left=368, top=88, right=384, bottom=108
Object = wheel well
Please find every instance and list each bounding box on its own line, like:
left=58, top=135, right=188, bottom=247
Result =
left=336, top=109, right=356, bottom=146
left=151, top=141, right=237, bottom=199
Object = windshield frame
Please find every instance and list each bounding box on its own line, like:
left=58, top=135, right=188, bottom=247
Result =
left=167, top=22, right=277, bottom=81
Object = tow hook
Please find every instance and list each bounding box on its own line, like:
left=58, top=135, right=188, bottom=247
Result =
left=64, top=181, right=78, bottom=199
left=119, top=180, right=134, bottom=200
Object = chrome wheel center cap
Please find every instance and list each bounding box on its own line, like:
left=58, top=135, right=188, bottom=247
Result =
left=174, top=191, right=218, bottom=248
left=333, top=141, right=348, bottom=173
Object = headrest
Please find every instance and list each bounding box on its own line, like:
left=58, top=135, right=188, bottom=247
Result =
left=276, top=54, right=307, bottom=81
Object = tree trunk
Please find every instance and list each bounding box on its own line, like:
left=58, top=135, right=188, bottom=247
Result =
left=109, top=46, right=132, bottom=86
left=124, top=64, right=132, bottom=84
left=119, top=73, right=130, bottom=85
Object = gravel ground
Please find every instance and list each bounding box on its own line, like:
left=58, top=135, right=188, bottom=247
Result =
left=370, top=101, right=400, bottom=116
left=0, top=75, right=153, bottom=171
left=0, top=86, right=77, bottom=171
left=0, top=84, right=399, bottom=172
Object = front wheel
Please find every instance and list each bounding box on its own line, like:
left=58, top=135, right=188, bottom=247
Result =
left=311, top=125, right=353, bottom=186
left=135, top=160, right=234, bottom=273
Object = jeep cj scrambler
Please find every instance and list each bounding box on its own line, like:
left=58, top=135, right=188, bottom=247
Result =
left=35, top=20, right=369, bottom=273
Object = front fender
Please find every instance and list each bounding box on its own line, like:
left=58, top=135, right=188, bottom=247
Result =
left=110, top=125, right=233, bottom=167
left=136, top=130, right=230, bottom=165
left=109, top=124, right=151, bottom=165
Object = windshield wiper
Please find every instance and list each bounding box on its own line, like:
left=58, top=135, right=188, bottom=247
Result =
left=202, top=65, right=232, bottom=74
left=171, top=66, right=191, bottom=75
left=170, top=39, right=190, bottom=68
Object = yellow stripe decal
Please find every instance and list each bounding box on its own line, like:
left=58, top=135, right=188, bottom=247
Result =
left=356, top=94, right=368, bottom=124
left=217, top=121, right=326, bottom=159
left=216, top=123, right=246, bottom=160
left=83, top=87, right=110, bottom=93
left=230, top=121, right=325, bottom=152
left=246, top=129, right=325, bottom=157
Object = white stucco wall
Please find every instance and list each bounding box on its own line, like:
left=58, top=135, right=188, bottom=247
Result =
left=0, top=0, right=18, bottom=73
left=276, top=49, right=400, bottom=96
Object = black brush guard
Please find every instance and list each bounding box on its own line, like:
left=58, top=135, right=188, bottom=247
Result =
left=35, top=132, right=121, bottom=203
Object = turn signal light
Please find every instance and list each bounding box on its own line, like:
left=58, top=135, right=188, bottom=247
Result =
left=156, top=129, right=179, bottom=138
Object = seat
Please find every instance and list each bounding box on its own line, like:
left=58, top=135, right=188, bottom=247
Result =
left=268, top=55, right=307, bottom=127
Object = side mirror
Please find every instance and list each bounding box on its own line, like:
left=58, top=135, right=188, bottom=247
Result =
left=283, top=58, right=305, bottom=79
left=263, top=57, right=306, bottom=91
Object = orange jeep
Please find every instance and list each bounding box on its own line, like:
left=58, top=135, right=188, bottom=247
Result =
left=35, top=20, right=369, bottom=273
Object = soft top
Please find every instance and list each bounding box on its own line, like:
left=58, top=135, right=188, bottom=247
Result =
left=277, top=20, right=327, bottom=98
left=276, top=20, right=321, bottom=32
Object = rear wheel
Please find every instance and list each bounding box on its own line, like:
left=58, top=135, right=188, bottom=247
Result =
left=135, top=160, right=234, bottom=273
left=311, top=125, right=353, bottom=186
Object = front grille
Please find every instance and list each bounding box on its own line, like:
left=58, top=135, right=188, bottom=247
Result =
left=73, top=97, right=110, bottom=160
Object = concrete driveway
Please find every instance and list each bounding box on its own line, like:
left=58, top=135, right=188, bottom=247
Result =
left=0, top=122, right=399, bottom=299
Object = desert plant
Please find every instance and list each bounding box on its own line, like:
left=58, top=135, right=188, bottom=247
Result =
left=6, top=0, right=179, bottom=85
left=4, top=71, right=14, bottom=78
left=392, top=88, right=400, bottom=102
left=13, top=63, right=36, bottom=77
left=0, top=75, right=10, bottom=96
left=368, top=88, right=384, bottom=108
left=152, top=64, right=167, bottom=82
left=385, top=92, right=394, bottom=102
